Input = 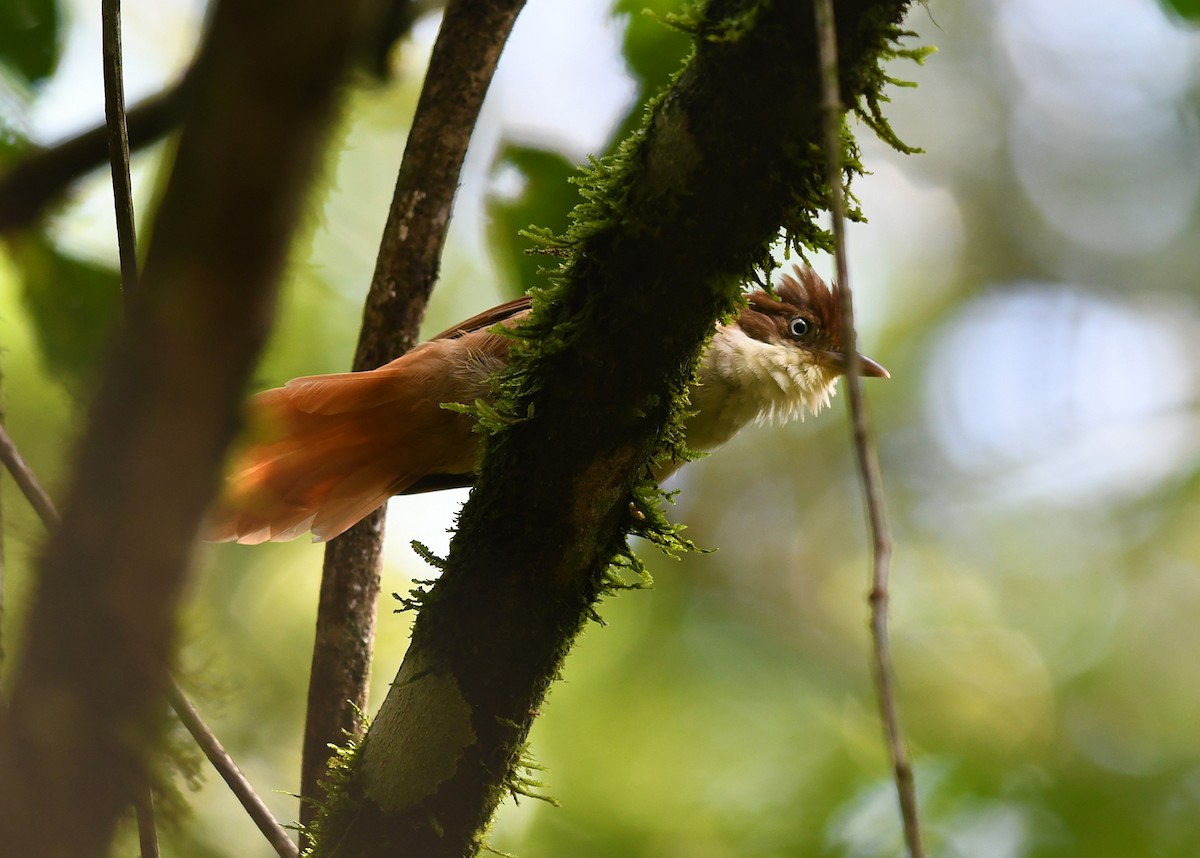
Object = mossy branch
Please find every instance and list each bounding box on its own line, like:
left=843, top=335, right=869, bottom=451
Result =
left=307, top=2, right=918, bottom=855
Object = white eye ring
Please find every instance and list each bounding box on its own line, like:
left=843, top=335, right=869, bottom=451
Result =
left=789, top=317, right=811, bottom=337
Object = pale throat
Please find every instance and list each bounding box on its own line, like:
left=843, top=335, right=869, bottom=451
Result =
left=684, top=324, right=841, bottom=451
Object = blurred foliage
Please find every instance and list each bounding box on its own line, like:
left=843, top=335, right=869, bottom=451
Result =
left=487, top=0, right=689, bottom=296
left=611, top=0, right=692, bottom=136
left=3, top=0, right=1200, bottom=857
left=488, top=145, right=577, bottom=296
left=0, top=0, right=61, bottom=86
left=1160, top=0, right=1200, bottom=21
left=6, top=235, right=121, bottom=395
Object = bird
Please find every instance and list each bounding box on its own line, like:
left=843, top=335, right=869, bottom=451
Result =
left=204, top=265, right=887, bottom=544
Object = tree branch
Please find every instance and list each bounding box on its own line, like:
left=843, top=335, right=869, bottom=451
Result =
left=0, top=82, right=189, bottom=234
left=300, top=0, right=528, bottom=837
left=0, top=424, right=59, bottom=529
left=0, top=0, right=383, bottom=852
left=133, top=789, right=160, bottom=858
left=814, top=0, right=923, bottom=854
left=102, top=0, right=138, bottom=303
left=309, top=1, right=914, bottom=854
left=101, top=3, right=161, bottom=849
left=167, top=681, right=299, bottom=858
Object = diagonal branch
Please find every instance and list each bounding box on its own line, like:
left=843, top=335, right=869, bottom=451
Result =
left=814, top=0, right=923, bottom=854
left=0, top=81, right=189, bottom=234
left=0, top=427, right=297, bottom=856
left=167, top=681, right=299, bottom=858
left=300, top=0, right=528, bottom=836
left=0, top=424, right=59, bottom=528
left=308, top=1, right=915, bottom=854
left=0, top=0, right=383, bottom=852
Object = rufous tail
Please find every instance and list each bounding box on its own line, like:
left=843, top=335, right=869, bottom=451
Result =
left=204, top=355, right=470, bottom=544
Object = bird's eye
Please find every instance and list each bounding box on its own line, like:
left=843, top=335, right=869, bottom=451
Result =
left=788, top=317, right=811, bottom=338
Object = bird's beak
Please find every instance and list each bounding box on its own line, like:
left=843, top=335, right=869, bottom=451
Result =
left=819, top=350, right=890, bottom=379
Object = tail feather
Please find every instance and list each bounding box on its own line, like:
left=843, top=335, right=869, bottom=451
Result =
left=309, top=464, right=403, bottom=543
left=204, top=345, right=480, bottom=544
left=205, top=403, right=423, bottom=544
left=279, top=365, right=411, bottom=415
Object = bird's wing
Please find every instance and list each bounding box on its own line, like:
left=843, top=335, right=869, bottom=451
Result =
left=430, top=295, right=533, bottom=340
left=273, top=297, right=534, bottom=417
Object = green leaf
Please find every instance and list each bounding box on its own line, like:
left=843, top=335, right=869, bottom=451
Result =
left=612, top=0, right=692, bottom=143
left=0, top=0, right=62, bottom=85
left=1160, top=0, right=1200, bottom=21
left=10, top=236, right=122, bottom=394
left=487, top=145, right=578, bottom=294
left=616, top=0, right=692, bottom=89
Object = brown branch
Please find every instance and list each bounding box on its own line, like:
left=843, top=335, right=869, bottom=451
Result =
left=0, top=424, right=59, bottom=529
left=813, top=1, right=924, bottom=855
left=102, top=0, right=139, bottom=304
left=0, top=367, right=299, bottom=856
left=0, top=82, right=188, bottom=234
left=309, top=2, right=915, bottom=854
left=167, top=681, right=299, bottom=858
left=0, top=0, right=381, bottom=852
left=133, top=789, right=160, bottom=858
left=104, top=2, right=158, bottom=849
left=299, top=0, right=528, bottom=837
left=0, top=421, right=54, bottom=698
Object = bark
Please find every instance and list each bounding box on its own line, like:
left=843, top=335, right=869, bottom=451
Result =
left=300, top=0, right=528, bottom=838
left=0, top=0, right=384, bottom=853
left=309, top=1, right=914, bottom=855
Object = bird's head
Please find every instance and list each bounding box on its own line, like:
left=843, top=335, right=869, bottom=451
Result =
left=690, top=266, right=889, bottom=442
left=737, top=265, right=889, bottom=382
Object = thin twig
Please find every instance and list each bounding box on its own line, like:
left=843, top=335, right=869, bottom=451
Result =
left=133, top=790, right=160, bottom=858
left=103, top=0, right=139, bottom=304
left=0, top=424, right=295, bottom=857
left=0, top=424, right=60, bottom=528
left=103, top=1, right=158, bottom=848
left=166, top=681, right=299, bottom=858
left=812, top=1, right=925, bottom=856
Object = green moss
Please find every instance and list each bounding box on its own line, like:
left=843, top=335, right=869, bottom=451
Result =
left=300, top=716, right=369, bottom=857
left=848, top=10, right=934, bottom=155
left=307, top=3, right=927, bottom=853
left=505, top=744, right=561, bottom=808
left=393, top=576, right=439, bottom=614
left=464, top=0, right=931, bottom=636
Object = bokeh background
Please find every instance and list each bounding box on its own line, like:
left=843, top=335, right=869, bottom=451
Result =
left=3, top=0, right=1200, bottom=855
